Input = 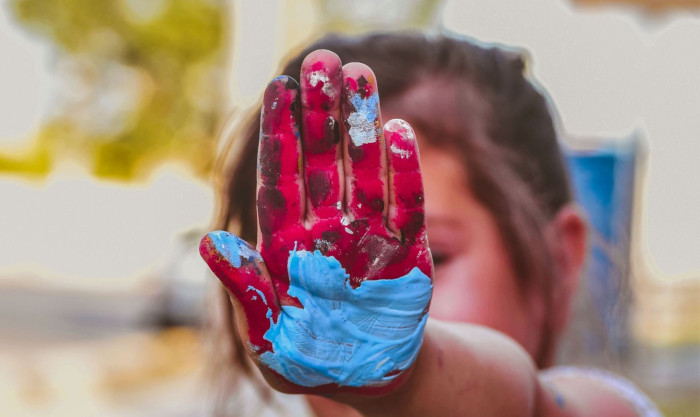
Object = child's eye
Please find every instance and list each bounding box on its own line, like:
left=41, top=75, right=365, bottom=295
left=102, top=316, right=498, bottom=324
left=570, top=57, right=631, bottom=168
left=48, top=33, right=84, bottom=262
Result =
left=431, top=252, right=449, bottom=267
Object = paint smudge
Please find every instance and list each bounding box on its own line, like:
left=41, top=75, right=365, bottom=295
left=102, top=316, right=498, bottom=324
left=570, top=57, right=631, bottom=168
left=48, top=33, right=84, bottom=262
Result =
left=307, top=170, right=332, bottom=208
left=258, top=137, right=281, bottom=185
left=324, top=115, right=341, bottom=145
left=347, top=92, right=379, bottom=147
left=207, top=232, right=262, bottom=268
left=390, top=143, right=412, bottom=159
left=259, top=248, right=432, bottom=387
left=308, top=70, right=335, bottom=98
left=257, top=187, right=286, bottom=238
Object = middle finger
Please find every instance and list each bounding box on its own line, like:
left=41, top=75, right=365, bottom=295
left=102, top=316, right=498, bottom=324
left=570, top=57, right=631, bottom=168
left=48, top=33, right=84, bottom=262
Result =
left=300, top=50, right=344, bottom=222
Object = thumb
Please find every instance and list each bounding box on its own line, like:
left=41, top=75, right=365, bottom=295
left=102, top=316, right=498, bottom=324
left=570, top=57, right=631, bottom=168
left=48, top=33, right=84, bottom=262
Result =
left=200, top=231, right=280, bottom=354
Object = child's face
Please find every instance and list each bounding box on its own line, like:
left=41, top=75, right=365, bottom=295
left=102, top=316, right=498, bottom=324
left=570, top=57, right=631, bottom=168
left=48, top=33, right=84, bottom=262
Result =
left=418, top=142, right=548, bottom=360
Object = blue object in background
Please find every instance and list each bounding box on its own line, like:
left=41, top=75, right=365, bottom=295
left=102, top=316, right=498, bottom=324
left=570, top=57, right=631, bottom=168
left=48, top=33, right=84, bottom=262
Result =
left=564, top=138, right=638, bottom=355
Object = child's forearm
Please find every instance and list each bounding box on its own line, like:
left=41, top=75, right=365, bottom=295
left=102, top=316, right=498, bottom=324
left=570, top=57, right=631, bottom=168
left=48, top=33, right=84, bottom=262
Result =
left=339, top=320, right=540, bottom=417
left=341, top=320, right=644, bottom=417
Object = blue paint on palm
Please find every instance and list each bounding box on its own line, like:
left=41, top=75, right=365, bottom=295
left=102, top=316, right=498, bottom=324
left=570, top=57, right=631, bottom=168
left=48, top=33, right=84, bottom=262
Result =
left=260, top=249, right=432, bottom=387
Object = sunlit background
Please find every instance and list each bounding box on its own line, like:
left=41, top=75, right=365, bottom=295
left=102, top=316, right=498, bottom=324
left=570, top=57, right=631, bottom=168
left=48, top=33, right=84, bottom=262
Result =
left=1, top=0, right=698, bottom=415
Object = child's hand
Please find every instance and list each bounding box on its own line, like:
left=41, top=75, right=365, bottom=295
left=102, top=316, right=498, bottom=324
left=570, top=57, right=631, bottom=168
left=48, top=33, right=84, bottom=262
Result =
left=200, top=50, right=433, bottom=394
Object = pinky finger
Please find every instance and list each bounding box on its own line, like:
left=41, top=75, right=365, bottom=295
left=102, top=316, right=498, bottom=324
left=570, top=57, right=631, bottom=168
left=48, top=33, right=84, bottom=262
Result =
left=385, top=119, right=426, bottom=244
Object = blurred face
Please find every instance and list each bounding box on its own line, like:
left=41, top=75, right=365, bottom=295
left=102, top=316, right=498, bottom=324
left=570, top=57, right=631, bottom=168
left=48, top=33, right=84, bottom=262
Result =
left=380, top=78, right=566, bottom=363
left=416, top=142, right=547, bottom=360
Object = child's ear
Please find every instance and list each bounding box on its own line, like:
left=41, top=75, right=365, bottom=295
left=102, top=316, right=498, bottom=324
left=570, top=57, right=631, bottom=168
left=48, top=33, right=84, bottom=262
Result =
left=547, top=205, right=587, bottom=336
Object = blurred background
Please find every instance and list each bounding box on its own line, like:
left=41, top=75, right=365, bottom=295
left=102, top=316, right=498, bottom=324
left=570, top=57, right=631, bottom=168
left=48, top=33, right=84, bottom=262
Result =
left=0, top=0, right=698, bottom=415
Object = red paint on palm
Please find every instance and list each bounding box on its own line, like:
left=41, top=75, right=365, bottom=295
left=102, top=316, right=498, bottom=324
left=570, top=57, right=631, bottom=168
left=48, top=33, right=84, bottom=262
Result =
left=310, top=220, right=427, bottom=288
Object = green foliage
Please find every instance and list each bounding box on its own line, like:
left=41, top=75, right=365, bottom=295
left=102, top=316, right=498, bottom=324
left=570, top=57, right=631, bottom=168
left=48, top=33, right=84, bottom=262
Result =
left=8, top=0, right=227, bottom=179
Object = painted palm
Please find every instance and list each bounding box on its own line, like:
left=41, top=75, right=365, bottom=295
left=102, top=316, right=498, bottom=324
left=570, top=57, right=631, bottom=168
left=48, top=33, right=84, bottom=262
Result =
left=200, top=50, right=433, bottom=392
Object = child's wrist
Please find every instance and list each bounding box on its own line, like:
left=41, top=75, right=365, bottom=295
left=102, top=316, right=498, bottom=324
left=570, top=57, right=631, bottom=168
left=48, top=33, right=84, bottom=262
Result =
left=332, top=324, right=433, bottom=416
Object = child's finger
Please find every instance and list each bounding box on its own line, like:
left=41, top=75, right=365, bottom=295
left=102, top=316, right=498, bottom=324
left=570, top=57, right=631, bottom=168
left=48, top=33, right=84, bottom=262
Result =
left=341, top=63, right=388, bottom=223
left=200, top=231, right=280, bottom=355
left=300, top=50, right=344, bottom=221
left=258, top=76, right=304, bottom=247
left=384, top=119, right=427, bottom=244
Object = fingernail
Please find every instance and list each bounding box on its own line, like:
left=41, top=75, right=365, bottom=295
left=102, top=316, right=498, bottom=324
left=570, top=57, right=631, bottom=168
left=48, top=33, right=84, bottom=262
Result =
left=200, top=231, right=261, bottom=269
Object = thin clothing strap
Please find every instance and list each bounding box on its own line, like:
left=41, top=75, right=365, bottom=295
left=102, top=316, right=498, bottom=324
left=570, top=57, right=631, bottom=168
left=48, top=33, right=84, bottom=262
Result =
left=540, top=366, right=662, bottom=417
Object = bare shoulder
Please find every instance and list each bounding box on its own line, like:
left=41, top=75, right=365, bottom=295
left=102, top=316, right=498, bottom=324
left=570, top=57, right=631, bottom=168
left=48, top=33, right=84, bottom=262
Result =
left=536, top=367, right=662, bottom=417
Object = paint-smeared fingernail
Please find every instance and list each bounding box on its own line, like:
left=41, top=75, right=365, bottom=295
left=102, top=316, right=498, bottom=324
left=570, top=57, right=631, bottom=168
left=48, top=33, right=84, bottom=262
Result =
left=200, top=231, right=261, bottom=268
left=262, top=76, right=299, bottom=135
left=385, top=119, right=419, bottom=171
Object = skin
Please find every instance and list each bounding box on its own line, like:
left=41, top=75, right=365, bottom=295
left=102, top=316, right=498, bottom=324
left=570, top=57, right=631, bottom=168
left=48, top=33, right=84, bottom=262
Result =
left=416, top=143, right=548, bottom=358
left=201, top=50, right=643, bottom=416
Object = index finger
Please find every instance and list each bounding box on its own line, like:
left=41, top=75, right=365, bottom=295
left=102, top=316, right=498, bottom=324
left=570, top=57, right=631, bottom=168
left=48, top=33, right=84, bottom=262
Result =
left=257, top=76, right=304, bottom=247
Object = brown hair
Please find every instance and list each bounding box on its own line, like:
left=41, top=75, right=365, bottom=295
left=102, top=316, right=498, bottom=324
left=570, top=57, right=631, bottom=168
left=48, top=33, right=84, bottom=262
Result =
left=210, top=31, right=573, bottom=407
